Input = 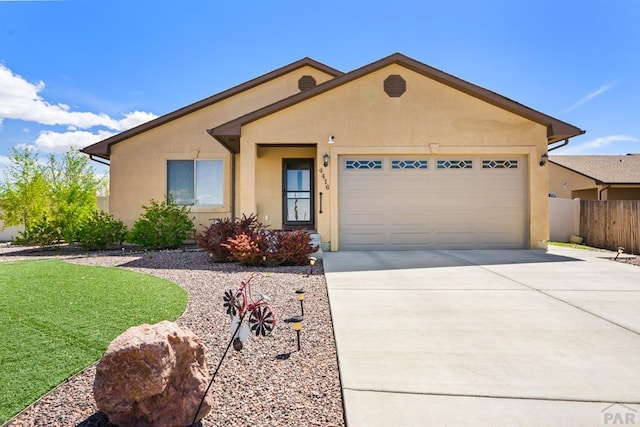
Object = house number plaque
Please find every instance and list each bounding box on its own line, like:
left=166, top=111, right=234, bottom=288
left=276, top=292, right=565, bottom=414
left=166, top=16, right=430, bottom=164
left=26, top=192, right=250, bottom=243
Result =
left=318, top=167, right=330, bottom=191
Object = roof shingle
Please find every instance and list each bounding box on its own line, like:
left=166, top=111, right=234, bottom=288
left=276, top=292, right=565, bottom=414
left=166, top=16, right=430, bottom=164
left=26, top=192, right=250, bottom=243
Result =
left=550, top=155, right=640, bottom=184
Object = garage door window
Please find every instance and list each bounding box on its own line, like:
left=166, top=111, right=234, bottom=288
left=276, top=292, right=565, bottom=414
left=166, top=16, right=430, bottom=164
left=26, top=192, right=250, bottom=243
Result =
left=482, top=160, right=518, bottom=169
left=437, top=159, right=472, bottom=169
left=345, top=160, right=383, bottom=170
left=391, top=160, right=428, bottom=169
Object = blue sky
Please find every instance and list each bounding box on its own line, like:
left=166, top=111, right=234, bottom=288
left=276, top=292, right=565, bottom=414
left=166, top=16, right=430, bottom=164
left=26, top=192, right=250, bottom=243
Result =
left=1, top=0, right=639, bottom=178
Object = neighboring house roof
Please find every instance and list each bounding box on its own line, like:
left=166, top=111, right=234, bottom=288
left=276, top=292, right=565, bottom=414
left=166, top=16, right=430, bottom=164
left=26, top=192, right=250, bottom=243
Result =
left=209, top=52, right=585, bottom=153
left=550, top=154, right=640, bottom=184
left=81, top=58, right=343, bottom=160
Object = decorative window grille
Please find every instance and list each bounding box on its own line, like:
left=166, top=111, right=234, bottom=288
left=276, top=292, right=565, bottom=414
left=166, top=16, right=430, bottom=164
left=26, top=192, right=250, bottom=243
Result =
left=391, top=160, right=428, bottom=169
left=437, top=160, right=472, bottom=169
left=482, top=160, right=518, bottom=169
left=345, top=160, right=383, bottom=170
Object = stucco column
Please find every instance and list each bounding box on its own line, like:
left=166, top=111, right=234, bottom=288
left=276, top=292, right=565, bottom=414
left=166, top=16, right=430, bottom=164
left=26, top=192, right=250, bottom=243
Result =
left=530, top=147, right=550, bottom=249
left=239, top=142, right=257, bottom=216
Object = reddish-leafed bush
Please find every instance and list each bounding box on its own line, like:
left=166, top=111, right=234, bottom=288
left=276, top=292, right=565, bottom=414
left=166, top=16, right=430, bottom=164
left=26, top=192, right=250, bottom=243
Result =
left=196, top=214, right=318, bottom=266
left=270, top=229, right=319, bottom=266
left=222, top=232, right=268, bottom=266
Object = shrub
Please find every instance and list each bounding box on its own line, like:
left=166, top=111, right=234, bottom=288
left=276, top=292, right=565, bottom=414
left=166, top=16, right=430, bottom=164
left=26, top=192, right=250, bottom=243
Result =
left=236, top=213, right=265, bottom=235
left=76, top=211, right=128, bottom=250
left=12, top=215, right=63, bottom=248
left=270, top=229, right=319, bottom=266
left=222, top=232, right=268, bottom=266
left=195, top=217, right=239, bottom=262
left=196, top=214, right=266, bottom=262
left=196, top=214, right=318, bottom=266
left=128, top=198, right=195, bottom=249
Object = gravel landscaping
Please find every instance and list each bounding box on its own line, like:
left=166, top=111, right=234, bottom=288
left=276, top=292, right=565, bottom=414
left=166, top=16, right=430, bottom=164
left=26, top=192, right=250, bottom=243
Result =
left=0, top=245, right=345, bottom=427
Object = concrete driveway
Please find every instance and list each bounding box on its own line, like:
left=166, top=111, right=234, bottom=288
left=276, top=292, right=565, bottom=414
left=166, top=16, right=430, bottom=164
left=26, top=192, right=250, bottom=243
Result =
left=323, top=247, right=640, bottom=426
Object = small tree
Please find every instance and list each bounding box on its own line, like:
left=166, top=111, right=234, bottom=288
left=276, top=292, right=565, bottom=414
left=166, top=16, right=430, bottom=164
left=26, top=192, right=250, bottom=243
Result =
left=0, top=147, right=50, bottom=232
left=0, top=147, right=103, bottom=245
left=128, top=198, right=195, bottom=249
left=44, top=150, right=104, bottom=243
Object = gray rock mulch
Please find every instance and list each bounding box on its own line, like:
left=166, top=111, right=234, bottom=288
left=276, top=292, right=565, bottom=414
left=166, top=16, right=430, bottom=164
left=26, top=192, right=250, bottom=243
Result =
left=1, top=246, right=345, bottom=427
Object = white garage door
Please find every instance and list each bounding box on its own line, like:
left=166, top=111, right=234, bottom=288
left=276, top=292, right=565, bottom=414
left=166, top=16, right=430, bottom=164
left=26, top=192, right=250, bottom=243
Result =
left=339, top=156, right=528, bottom=250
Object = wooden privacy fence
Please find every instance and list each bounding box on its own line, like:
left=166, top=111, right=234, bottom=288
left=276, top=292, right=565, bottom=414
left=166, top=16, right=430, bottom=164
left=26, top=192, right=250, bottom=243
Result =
left=580, top=200, right=640, bottom=254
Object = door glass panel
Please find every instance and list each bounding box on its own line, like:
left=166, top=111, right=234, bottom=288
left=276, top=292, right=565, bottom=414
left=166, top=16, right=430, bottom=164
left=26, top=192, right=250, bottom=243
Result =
left=287, top=169, right=310, bottom=191
left=287, top=198, right=311, bottom=222
left=284, top=161, right=312, bottom=225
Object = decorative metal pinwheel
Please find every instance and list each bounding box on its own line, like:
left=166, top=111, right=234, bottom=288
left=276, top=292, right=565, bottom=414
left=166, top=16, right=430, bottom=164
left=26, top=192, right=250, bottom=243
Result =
left=223, top=289, right=243, bottom=317
left=249, top=305, right=275, bottom=337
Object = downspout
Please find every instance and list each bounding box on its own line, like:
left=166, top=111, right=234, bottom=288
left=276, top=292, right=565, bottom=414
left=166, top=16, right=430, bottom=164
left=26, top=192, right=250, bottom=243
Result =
left=599, top=184, right=611, bottom=201
left=218, top=143, right=236, bottom=221
left=548, top=138, right=569, bottom=152
left=229, top=152, right=236, bottom=221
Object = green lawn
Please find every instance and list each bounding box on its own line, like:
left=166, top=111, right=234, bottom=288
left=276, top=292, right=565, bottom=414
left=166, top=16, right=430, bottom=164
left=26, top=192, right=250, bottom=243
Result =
left=0, top=259, right=188, bottom=424
left=548, top=241, right=595, bottom=250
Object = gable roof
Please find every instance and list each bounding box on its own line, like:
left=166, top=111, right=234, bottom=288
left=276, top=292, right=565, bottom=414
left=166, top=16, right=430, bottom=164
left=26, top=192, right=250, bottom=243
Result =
left=81, top=57, right=343, bottom=160
left=208, top=53, right=585, bottom=153
left=550, top=155, right=640, bottom=184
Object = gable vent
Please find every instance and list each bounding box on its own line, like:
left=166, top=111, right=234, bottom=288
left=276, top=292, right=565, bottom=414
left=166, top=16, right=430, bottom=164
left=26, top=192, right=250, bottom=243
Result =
left=298, top=75, right=317, bottom=92
left=384, top=74, right=406, bottom=97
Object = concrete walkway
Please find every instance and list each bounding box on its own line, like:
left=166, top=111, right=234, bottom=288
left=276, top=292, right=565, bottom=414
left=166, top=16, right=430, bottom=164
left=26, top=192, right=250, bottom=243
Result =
left=323, top=247, right=640, bottom=426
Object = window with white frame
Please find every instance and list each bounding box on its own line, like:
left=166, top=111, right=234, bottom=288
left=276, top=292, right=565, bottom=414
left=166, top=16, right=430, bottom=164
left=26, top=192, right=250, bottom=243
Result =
left=167, top=160, right=224, bottom=206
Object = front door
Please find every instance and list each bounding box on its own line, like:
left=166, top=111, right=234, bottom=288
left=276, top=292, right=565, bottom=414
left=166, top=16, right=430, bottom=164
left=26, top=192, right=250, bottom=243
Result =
left=283, top=158, right=314, bottom=229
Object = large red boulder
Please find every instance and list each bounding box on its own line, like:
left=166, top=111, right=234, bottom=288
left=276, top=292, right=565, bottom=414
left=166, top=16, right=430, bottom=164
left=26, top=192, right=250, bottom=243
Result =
left=93, top=321, right=212, bottom=426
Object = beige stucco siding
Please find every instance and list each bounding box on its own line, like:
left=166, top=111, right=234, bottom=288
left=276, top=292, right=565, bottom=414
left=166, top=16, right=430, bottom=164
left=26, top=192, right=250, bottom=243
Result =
left=109, top=66, right=335, bottom=228
left=608, top=187, right=640, bottom=200
left=549, top=164, right=640, bottom=200
left=548, top=163, right=596, bottom=199
left=239, top=64, right=550, bottom=249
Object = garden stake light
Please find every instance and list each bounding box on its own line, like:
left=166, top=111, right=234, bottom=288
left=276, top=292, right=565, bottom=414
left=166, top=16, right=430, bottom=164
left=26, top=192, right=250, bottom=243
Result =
left=295, top=289, right=305, bottom=316
left=615, top=247, right=625, bottom=260
left=284, top=316, right=304, bottom=351
left=192, top=274, right=276, bottom=426
left=308, top=256, right=317, bottom=276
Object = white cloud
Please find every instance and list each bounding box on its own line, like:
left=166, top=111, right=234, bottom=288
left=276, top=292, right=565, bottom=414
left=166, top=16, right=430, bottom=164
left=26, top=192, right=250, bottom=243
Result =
left=555, top=135, right=638, bottom=155
left=33, top=129, right=117, bottom=154
left=0, top=156, right=12, bottom=182
left=0, top=64, right=157, bottom=151
left=107, top=111, right=157, bottom=131
left=560, top=82, right=616, bottom=115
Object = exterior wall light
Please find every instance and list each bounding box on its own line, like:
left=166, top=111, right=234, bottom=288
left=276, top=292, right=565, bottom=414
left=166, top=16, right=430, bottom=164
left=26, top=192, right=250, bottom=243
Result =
left=284, top=316, right=304, bottom=351
left=323, top=153, right=330, bottom=167
left=540, top=153, right=549, bottom=166
left=295, top=289, right=305, bottom=316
